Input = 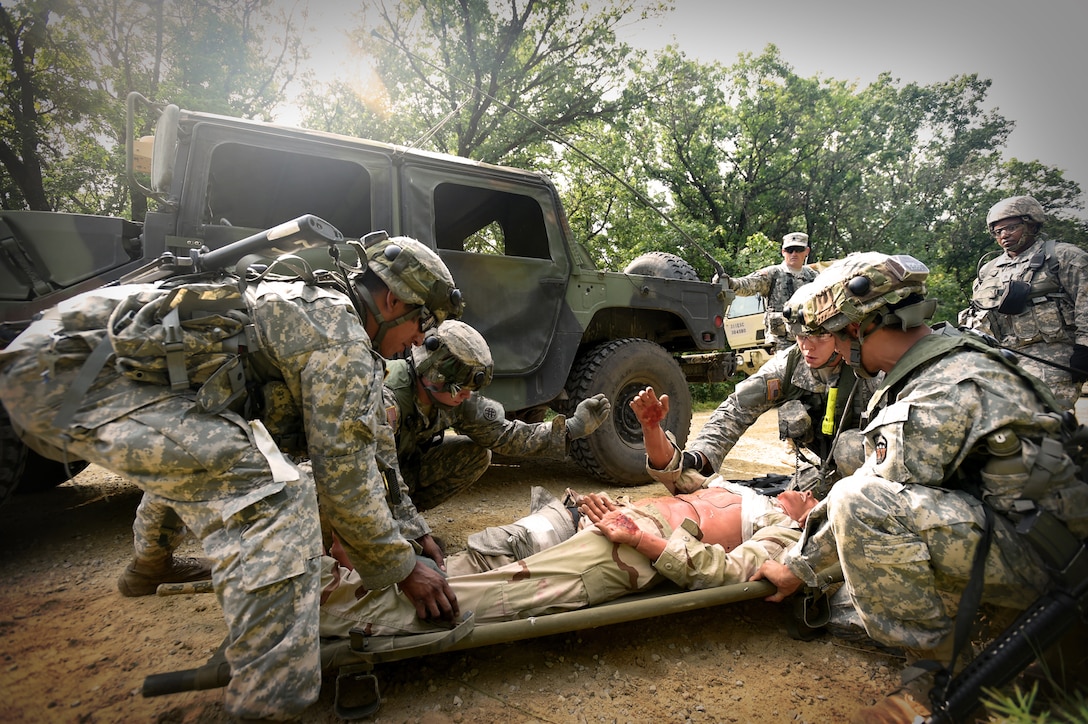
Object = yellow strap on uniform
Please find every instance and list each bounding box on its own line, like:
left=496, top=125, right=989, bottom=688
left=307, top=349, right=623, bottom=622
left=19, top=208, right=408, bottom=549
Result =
left=821, top=386, right=838, bottom=436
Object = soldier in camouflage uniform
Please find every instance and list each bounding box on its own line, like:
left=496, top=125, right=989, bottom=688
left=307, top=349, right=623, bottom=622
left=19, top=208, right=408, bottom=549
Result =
left=653, top=331, right=879, bottom=500
left=726, top=232, right=818, bottom=350
left=384, top=319, right=611, bottom=511
left=317, top=480, right=815, bottom=638
left=959, top=195, right=1088, bottom=409
left=0, top=233, right=464, bottom=721
left=752, top=252, right=1087, bottom=723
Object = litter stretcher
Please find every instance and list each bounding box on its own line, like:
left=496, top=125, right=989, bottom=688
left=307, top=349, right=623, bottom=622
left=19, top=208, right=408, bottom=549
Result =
left=141, top=572, right=838, bottom=720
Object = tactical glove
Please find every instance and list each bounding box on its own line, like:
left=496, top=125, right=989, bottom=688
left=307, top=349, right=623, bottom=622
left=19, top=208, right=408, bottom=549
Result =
left=1071, top=344, right=1088, bottom=385
left=567, top=393, right=611, bottom=439
left=681, top=450, right=706, bottom=473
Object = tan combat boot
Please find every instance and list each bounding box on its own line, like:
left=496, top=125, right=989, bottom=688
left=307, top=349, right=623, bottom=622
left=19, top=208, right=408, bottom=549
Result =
left=850, top=637, right=959, bottom=724
left=117, top=555, right=212, bottom=597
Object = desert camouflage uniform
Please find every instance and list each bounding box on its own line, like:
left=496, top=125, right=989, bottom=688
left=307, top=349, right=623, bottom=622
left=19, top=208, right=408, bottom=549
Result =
left=671, top=346, right=878, bottom=494
left=961, top=236, right=1088, bottom=408
left=318, top=481, right=800, bottom=638
left=782, top=330, right=1068, bottom=651
left=0, top=280, right=427, bottom=720
left=730, top=263, right=818, bottom=349
left=383, top=359, right=570, bottom=510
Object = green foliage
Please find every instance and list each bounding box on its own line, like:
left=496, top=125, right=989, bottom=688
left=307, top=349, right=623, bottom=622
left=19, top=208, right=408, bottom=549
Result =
left=298, top=0, right=669, bottom=167
left=690, top=381, right=737, bottom=411
left=1, top=0, right=306, bottom=214
left=2, top=0, right=1086, bottom=299
left=981, top=680, right=1088, bottom=724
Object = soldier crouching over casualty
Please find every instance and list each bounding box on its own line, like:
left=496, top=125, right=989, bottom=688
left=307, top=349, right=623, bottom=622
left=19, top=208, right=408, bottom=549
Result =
left=0, top=232, right=464, bottom=721
left=384, top=319, right=611, bottom=511
left=752, top=252, right=1088, bottom=723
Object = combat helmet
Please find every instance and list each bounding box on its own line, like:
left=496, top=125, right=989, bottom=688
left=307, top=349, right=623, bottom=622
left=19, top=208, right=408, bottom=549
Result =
left=784, top=252, right=935, bottom=335
left=341, top=231, right=464, bottom=348
left=413, top=320, right=494, bottom=395
left=986, top=195, right=1046, bottom=228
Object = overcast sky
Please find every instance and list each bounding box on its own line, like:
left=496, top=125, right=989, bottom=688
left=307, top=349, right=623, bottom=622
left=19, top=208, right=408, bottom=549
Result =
left=287, top=0, right=1087, bottom=215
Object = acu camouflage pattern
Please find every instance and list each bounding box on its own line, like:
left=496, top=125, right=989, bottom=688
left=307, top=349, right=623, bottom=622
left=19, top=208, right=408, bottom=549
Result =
left=960, top=236, right=1088, bottom=408
left=0, top=278, right=425, bottom=720
left=318, top=491, right=800, bottom=639
left=411, top=319, right=494, bottom=392
left=784, top=252, right=929, bottom=334
left=357, top=234, right=463, bottom=323
left=729, top=262, right=817, bottom=348
left=383, top=359, right=569, bottom=511
left=682, top=346, right=878, bottom=486
left=783, top=329, right=1080, bottom=652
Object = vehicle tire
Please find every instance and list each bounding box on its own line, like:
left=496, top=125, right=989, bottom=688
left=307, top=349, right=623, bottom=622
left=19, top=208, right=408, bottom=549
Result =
left=17, top=451, right=89, bottom=493
left=622, top=251, right=698, bottom=281
left=565, top=338, right=692, bottom=484
left=0, top=409, right=27, bottom=509
left=0, top=406, right=87, bottom=499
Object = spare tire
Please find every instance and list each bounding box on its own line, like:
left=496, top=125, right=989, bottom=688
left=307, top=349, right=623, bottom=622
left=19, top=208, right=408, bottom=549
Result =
left=622, top=251, right=698, bottom=281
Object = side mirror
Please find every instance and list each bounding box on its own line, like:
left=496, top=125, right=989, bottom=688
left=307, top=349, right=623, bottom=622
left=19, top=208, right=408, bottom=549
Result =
left=150, top=103, right=180, bottom=193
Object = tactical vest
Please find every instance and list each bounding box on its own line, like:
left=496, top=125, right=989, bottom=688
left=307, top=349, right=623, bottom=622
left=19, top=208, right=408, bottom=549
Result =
left=779, top=347, right=859, bottom=462
left=972, top=239, right=1074, bottom=346
left=872, top=325, right=1088, bottom=537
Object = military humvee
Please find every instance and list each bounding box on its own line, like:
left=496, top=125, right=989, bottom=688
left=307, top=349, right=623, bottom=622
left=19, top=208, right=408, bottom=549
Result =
left=0, top=92, right=770, bottom=504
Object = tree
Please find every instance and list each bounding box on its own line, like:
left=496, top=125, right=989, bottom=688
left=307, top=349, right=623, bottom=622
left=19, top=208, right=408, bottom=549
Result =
left=298, top=0, right=668, bottom=167
left=0, top=0, right=307, bottom=214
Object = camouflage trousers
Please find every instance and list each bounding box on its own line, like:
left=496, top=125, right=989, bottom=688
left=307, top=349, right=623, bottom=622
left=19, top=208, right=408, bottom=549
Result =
left=402, top=434, right=492, bottom=511
left=0, top=386, right=324, bottom=720
left=319, top=504, right=674, bottom=639
left=825, top=476, right=1051, bottom=651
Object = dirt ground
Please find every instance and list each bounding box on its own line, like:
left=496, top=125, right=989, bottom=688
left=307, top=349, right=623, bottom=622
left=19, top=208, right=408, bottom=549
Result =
left=0, top=409, right=1016, bottom=723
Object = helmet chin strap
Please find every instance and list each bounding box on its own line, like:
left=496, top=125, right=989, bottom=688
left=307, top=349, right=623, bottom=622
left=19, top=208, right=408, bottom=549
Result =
left=354, top=284, right=420, bottom=350
left=843, top=312, right=882, bottom=379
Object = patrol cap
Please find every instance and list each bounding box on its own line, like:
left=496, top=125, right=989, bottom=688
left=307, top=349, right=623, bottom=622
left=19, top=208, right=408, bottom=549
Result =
left=352, top=231, right=464, bottom=329
left=413, top=319, right=494, bottom=393
left=782, top=232, right=810, bottom=251
left=986, top=195, right=1046, bottom=228
left=783, top=252, right=932, bottom=333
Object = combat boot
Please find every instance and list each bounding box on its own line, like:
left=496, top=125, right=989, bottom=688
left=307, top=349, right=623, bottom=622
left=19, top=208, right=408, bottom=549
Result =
left=850, top=637, right=958, bottom=724
left=117, top=555, right=212, bottom=597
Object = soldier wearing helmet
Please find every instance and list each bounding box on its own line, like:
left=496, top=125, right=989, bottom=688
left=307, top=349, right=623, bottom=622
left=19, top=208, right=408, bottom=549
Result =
left=755, top=252, right=1087, bottom=723
left=959, top=195, right=1088, bottom=409
left=725, top=231, right=818, bottom=351
left=0, top=224, right=463, bottom=720
left=384, top=320, right=611, bottom=511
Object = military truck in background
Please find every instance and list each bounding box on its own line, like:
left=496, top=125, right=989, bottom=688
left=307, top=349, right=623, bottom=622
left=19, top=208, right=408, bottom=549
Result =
left=0, top=92, right=770, bottom=504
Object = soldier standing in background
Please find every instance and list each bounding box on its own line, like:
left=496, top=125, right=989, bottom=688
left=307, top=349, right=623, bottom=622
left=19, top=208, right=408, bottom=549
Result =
left=727, top=231, right=818, bottom=351
left=959, top=195, right=1088, bottom=409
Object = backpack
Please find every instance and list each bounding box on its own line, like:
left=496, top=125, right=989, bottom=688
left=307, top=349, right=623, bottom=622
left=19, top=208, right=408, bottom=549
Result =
left=51, top=276, right=257, bottom=427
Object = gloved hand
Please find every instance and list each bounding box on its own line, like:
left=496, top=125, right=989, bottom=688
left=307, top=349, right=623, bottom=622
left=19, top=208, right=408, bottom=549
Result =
left=1071, top=344, right=1088, bottom=385
left=567, top=393, right=611, bottom=439
left=681, top=450, right=705, bottom=472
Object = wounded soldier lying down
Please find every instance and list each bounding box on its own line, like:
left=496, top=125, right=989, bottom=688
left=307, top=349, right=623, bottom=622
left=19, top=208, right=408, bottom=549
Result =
left=318, top=482, right=817, bottom=638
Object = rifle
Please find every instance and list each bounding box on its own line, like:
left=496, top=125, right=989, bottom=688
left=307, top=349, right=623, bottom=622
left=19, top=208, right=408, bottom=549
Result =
left=927, top=509, right=1088, bottom=723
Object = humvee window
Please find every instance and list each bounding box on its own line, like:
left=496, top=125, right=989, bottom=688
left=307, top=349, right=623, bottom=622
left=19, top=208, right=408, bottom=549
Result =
left=433, top=183, right=549, bottom=260
left=206, top=143, right=373, bottom=237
